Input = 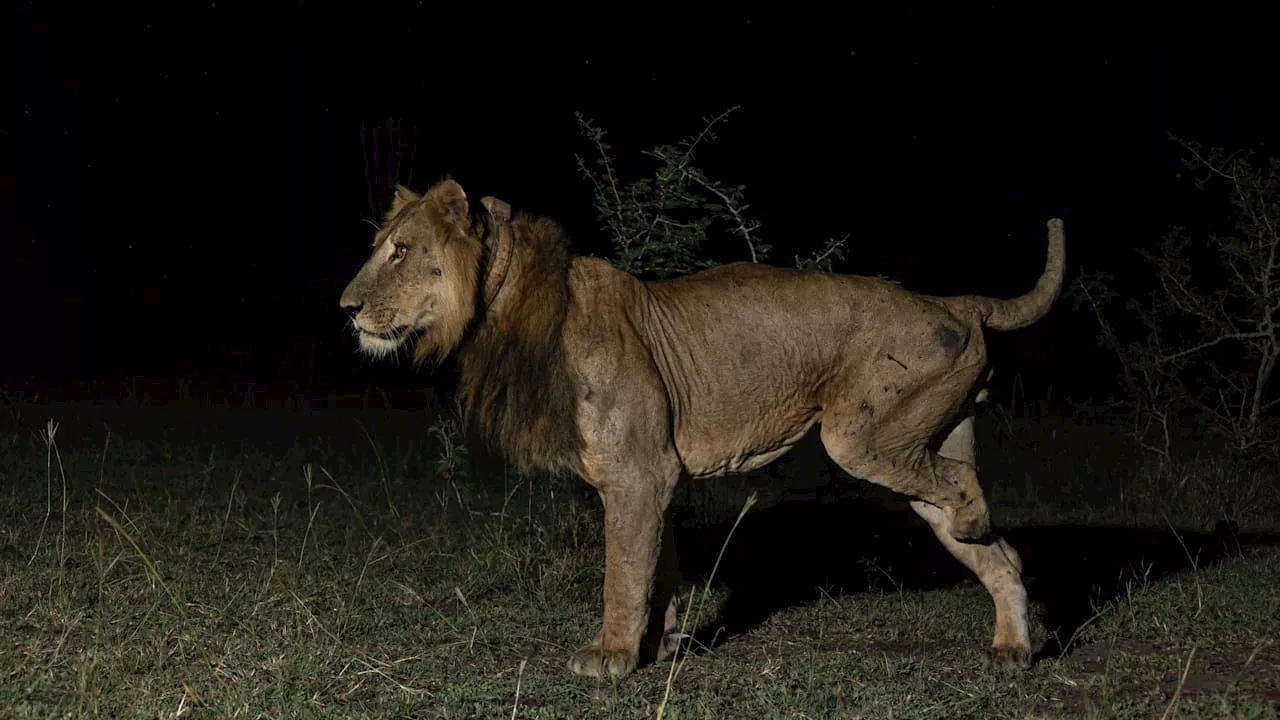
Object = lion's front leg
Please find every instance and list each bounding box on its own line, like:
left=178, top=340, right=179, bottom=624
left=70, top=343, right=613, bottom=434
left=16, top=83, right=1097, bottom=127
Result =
left=568, top=480, right=676, bottom=679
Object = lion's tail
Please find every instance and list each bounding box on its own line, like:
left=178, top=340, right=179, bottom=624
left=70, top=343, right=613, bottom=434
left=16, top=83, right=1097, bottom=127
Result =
left=963, top=218, right=1066, bottom=332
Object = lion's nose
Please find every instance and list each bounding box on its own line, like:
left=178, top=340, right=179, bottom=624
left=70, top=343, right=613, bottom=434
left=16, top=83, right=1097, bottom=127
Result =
left=341, top=301, right=362, bottom=320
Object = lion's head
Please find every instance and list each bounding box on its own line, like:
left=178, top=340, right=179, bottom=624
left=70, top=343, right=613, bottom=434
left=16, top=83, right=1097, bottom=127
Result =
left=339, top=179, right=499, bottom=364
left=340, top=178, right=582, bottom=477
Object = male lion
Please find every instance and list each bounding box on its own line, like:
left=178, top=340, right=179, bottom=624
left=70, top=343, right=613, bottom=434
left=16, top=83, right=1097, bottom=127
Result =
left=340, top=178, right=1065, bottom=679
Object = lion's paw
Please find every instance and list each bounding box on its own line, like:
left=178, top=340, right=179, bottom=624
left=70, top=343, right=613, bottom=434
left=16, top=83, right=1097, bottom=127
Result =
left=567, top=645, right=638, bottom=679
left=988, top=643, right=1032, bottom=671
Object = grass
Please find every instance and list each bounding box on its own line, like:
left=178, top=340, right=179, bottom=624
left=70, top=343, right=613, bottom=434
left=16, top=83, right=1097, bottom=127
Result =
left=1, top=397, right=1278, bottom=718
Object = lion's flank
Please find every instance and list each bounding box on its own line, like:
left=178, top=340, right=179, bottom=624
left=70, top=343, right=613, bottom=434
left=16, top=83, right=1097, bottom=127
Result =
left=453, top=213, right=585, bottom=477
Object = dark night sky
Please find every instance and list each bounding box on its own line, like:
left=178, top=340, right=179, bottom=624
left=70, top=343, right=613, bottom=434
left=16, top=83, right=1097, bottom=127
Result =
left=5, top=4, right=1279, bottom=404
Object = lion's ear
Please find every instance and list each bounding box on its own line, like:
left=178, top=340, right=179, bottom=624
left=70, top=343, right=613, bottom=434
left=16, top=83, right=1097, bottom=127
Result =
left=426, top=178, right=470, bottom=229
left=384, top=184, right=421, bottom=224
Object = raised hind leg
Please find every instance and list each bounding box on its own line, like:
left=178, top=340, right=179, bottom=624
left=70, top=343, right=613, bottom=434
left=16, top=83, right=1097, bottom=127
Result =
left=820, top=407, right=992, bottom=543
left=910, top=412, right=1031, bottom=666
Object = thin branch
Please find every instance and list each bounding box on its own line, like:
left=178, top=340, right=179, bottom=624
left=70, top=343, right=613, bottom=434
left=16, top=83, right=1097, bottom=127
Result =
left=1158, top=330, right=1270, bottom=365
left=684, top=106, right=739, bottom=158
left=685, top=173, right=762, bottom=262
left=797, top=234, right=850, bottom=270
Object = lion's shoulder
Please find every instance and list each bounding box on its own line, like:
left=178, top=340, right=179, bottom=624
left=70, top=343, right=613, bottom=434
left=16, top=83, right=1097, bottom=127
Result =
left=565, top=256, right=651, bottom=309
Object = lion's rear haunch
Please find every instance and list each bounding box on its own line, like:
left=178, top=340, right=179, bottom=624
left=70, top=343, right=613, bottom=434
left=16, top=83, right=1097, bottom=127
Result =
left=341, top=178, right=1065, bottom=680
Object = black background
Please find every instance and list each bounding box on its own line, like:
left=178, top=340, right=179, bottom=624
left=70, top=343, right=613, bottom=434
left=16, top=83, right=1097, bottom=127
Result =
left=7, top=3, right=1278, bottom=408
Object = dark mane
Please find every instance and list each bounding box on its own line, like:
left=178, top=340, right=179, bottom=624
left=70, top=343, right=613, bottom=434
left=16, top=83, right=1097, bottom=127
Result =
left=453, top=212, right=585, bottom=477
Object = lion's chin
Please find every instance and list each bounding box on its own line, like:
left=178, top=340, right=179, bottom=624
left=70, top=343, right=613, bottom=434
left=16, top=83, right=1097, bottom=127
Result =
left=356, top=330, right=408, bottom=359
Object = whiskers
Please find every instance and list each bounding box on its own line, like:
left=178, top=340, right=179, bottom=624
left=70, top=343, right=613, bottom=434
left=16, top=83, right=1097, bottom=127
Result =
left=347, top=319, right=420, bottom=367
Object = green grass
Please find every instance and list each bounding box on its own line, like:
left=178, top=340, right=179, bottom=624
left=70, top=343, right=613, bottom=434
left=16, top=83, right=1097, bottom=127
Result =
left=1, top=399, right=1277, bottom=718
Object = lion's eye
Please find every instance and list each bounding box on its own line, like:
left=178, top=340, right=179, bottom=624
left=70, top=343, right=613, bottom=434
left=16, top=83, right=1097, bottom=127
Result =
left=431, top=268, right=443, bottom=277
left=391, top=243, right=408, bottom=261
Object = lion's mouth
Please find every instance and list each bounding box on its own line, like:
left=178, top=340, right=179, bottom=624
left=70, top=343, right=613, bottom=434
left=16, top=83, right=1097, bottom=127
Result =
left=354, top=325, right=416, bottom=354
left=363, top=327, right=411, bottom=342
left=364, top=327, right=408, bottom=341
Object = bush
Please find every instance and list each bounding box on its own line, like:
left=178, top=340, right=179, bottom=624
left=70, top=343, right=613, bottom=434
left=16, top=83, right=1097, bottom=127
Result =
left=1074, top=136, right=1280, bottom=463
left=574, top=106, right=849, bottom=278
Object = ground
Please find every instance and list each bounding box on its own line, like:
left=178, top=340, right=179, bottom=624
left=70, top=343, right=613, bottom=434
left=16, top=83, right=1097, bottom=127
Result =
left=0, top=397, right=1277, bottom=718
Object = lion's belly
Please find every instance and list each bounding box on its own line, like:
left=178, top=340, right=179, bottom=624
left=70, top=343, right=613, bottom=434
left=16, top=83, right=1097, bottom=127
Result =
left=675, top=406, right=823, bottom=478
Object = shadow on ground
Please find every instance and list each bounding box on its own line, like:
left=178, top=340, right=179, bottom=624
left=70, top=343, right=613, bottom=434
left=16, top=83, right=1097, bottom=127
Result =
left=671, top=489, right=1279, bottom=662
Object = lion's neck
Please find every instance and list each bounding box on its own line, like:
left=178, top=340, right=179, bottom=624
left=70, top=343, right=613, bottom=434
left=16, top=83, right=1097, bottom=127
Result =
left=454, top=217, right=583, bottom=477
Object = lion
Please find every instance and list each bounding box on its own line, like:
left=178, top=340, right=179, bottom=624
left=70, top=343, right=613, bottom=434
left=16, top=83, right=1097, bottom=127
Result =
left=340, top=178, right=1065, bottom=679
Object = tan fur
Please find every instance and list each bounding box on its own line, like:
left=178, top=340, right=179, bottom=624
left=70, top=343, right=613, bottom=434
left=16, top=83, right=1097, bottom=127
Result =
left=344, top=180, right=483, bottom=364
left=340, top=179, right=1067, bottom=679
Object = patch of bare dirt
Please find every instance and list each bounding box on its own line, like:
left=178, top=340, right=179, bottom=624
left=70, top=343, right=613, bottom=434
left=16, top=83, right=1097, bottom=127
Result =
left=1059, top=639, right=1280, bottom=713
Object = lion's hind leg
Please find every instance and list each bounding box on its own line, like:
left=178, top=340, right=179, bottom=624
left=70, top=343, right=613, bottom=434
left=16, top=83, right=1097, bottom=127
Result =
left=823, top=403, right=1031, bottom=666
left=910, top=500, right=1031, bottom=667
left=911, top=414, right=1032, bottom=667
left=819, top=412, right=992, bottom=543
